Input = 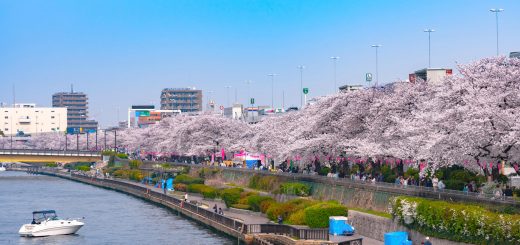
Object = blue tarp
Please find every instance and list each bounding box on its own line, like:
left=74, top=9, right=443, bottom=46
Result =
left=384, top=231, right=408, bottom=245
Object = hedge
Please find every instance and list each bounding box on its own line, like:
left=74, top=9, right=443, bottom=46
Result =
left=174, top=174, right=204, bottom=185
left=116, top=153, right=128, bottom=159
left=304, top=202, right=348, bottom=228
left=391, top=196, right=520, bottom=244
left=279, top=182, right=311, bottom=196
left=187, top=184, right=218, bottom=199
left=220, top=188, right=244, bottom=207
left=174, top=183, right=187, bottom=192
left=129, top=160, right=142, bottom=169
left=246, top=195, right=274, bottom=212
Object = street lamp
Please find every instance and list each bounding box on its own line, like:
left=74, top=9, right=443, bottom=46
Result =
left=297, top=65, right=305, bottom=108
left=490, top=8, right=504, bottom=56
left=371, top=45, right=382, bottom=86
left=424, top=29, right=435, bottom=68
left=330, top=57, right=340, bottom=93
left=224, top=86, right=232, bottom=107
left=267, top=74, right=278, bottom=109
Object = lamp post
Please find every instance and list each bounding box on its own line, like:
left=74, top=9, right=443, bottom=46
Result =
left=297, top=65, right=305, bottom=108
left=104, top=130, right=107, bottom=150
left=114, top=130, right=117, bottom=151
left=490, top=8, right=504, bottom=56
left=330, top=57, right=340, bottom=93
left=224, top=86, right=232, bottom=107
left=371, top=45, right=382, bottom=86
left=267, top=74, right=278, bottom=109
left=424, top=29, right=435, bottom=68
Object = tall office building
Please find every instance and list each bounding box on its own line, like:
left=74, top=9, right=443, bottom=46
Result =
left=160, top=88, right=203, bottom=113
left=511, top=52, right=520, bottom=59
left=52, top=88, right=98, bottom=133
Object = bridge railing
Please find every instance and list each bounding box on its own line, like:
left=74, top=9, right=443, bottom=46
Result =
left=0, top=149, right=101, bottom=157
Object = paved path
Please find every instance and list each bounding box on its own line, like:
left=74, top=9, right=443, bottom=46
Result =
left=119, top=179, right=270, bottom=225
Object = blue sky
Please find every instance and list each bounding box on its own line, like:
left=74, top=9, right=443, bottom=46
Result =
left=0, top=0, right=519, bottom=127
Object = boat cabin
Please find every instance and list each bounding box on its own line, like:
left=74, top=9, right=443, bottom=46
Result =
left=32, top=210, right=58, bottom=224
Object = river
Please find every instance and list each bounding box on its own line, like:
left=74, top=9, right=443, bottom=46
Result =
left=0, top=171, right=234, bottom=245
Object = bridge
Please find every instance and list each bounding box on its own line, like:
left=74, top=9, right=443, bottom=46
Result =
left=0, top=149, right=101, bottom=163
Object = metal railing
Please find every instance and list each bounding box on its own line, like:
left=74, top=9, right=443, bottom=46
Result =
left=0, top=149, right=101, bottom=157
left=246, top=224, right=329, bottom=240
left=137, top=160, right=518, bottom=206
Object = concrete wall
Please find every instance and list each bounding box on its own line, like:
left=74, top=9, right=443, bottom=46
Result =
left=348, top=210, right=470, bottom=245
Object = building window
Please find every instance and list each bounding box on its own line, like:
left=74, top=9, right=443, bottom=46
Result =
left=4, top=128, right=8, bottom=131
left=4, top=116, right=7, bottom=119
left=51, top=116, right=55, bottom=119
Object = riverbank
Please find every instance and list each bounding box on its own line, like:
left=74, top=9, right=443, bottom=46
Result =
left=33, top=169, right=362, bottom=245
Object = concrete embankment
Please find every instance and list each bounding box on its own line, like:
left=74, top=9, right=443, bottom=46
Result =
left=37, top=171, right=250, bottom=243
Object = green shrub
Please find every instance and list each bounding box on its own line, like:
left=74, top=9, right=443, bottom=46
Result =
left=304, top=202, right=348, bottom=228
left=288, top=209, right=307, bottom=225
left=128, top=170, right=144, bottom=181
left=161, top=163, right=171, bottom=169
left=248, top=175, right=279, bottom=191
left=45, top=163, right=58, bottom=167
left=260, top=199, right=276, bottom=213
left=266, top=202, right=299, bottom=221
left=75, top=165, right=90, bottom=171
left=391, top=196, right=520, bottom=244
left=116, top=153, right=128, bottom=159
left=404, top=168, right=419, bottom=180
left=102, top=150, right=115, bottom=156
left=231, top=204, right=250, bottom=210
left=187, top=184, right=217, bottom=199
left=279, top=182, right=311, bottom=196
left=318, top=167, right=331, bottom=176
left=174, top=174, right=204, bottom=185
left=174, top=183, right=187, bottom=192
left=444, top=179, right=466, bottom=191
left=246, top=195, right=274, bottom=212
left=220, top=188, right=244, bottom=207
left=129, top=160, right=142, bottom=169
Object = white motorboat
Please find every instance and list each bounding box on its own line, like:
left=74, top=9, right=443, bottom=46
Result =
left=0, top=166, right=6, bottom=171
left=19, top=210, right=84, bottom=237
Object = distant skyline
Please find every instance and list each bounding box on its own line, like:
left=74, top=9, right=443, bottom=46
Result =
left=1, top=0, right=519, bottom=127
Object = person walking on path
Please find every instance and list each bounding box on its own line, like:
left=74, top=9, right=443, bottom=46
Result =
left=423, top=236, right=432, bottom=245
left=277, top=215, right=283, bottom=224
left=218, top=207, right=223, bottom=215
left=432, top=176, right=439, bottom=191
left=184, top=193, right=188, bottom=202
left=163, top=181, right=167, bottom=195
left=213, top=204, right=218, bottom=213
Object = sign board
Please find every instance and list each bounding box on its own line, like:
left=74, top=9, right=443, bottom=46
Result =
left=137, top=111, right=151, bottom=117
left=220, top=105, right=224, bottom=110
left=366, top=73, right=373, bottom=82
left=250, top=98, right=255, bottom=105
left=303, top=88, right=309, bottom=94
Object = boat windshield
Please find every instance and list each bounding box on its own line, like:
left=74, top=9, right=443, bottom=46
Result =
left=33, top=210, right=58, bottom=223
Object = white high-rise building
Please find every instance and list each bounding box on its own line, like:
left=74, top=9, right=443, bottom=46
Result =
left=0, top=104, right=67, bottom=136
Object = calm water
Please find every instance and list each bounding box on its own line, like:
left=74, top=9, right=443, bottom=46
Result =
left=0, top=171, right=234, bottom=245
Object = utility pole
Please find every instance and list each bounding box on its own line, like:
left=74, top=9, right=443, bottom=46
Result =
left=330, top=57, right=340, bottom=93
left=490, top=8, right=504, bottom=56
left=297, top=65, right=305, bottom=109
left=424, top=29, right=435, bottom=68
left=267, top=74, right=278, bottom=109
left=371, top=45, right=382, bottom=86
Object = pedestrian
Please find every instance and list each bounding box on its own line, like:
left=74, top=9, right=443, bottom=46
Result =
left=423, top=236, right=432, bottom=245
left=163, top=181, right=167, bottom=195
left=218, top=207, right=223, bottom=215
left=277, top=215, right=283, bottom=224
left=213, top=204, right=218, bottom=213
left=438, top=180, right=445, bottom=191
left=184, top=193, right=188, bottom=202
left=432, top=176, right=439, bottom=191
